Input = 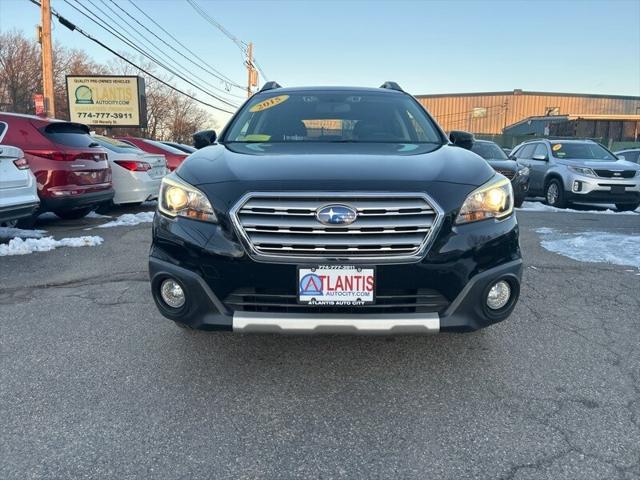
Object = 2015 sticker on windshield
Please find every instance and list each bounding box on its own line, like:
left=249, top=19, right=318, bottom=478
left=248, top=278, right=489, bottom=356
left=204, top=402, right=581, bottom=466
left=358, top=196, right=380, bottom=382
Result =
left=249, top=95, right=289, bottom=112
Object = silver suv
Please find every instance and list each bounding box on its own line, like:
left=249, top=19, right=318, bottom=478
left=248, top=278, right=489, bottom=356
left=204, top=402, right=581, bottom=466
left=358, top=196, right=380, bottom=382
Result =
left=511, top=139, right=640, bottom=211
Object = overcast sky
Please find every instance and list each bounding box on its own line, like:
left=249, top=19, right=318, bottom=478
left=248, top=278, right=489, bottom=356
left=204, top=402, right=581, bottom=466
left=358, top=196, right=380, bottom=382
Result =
left=1, top=0, right=639, bottom=126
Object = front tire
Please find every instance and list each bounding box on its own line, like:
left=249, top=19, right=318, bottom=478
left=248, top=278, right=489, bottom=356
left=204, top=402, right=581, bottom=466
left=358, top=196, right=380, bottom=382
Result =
left=54, top=207, right=93, bottom=220
left=514, top=196, right=525, bottom=208
left=615, top=202, right=640, bottom=212
left=95, top=201, right=114, bottom=214
left=545, top=179, right=567, bottom=208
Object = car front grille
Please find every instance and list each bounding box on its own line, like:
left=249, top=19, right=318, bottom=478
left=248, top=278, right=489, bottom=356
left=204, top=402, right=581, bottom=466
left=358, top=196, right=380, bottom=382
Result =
left=230, top=193, right=442, bottom=262
left=593, top=169, right=636, bottom=178
left=495, top=168, right=516, bottom=180
left=224, top=288, right=450, bottom=314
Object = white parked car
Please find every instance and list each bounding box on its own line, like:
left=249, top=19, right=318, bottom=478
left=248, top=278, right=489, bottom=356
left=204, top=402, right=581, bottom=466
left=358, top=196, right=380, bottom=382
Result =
left=91, top=135, right=168, bottom=208
left=0, top=144, right=39, bottom=227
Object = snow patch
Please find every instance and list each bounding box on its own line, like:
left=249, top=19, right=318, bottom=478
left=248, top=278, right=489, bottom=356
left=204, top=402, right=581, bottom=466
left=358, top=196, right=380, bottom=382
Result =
left=97, top=211, right=155, bottom=228
left=0, top=227, right=47, bottom=239
left=0, top=236, right=103, bottom=256
left=537, top=228, right=640, bottom=268
left=86, top=211, right=112, bottom=219
left=518, top=201, right=638, bottom=215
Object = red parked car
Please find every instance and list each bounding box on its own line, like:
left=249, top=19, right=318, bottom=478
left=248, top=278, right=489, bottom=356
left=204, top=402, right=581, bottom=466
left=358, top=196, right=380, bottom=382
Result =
left=114, top=136, right=188, bottom=171
left=0, top=113, right=113, bottom=221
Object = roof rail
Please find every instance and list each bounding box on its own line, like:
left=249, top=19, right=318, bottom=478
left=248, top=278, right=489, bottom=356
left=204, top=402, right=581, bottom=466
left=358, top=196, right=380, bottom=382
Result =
left=380, top=81, right=404, bottom=92
left=259, top=81, right=282, bottom=92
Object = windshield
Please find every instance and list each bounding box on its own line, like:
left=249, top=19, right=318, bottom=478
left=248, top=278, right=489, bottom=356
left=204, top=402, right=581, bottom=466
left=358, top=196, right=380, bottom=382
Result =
left=93, top=135, right=144, bottom=154
left=551, top=142, right=617, bottom=161
left=223, top=91, right=443, bottom=144
left=471, top=141, right=509, bottom=160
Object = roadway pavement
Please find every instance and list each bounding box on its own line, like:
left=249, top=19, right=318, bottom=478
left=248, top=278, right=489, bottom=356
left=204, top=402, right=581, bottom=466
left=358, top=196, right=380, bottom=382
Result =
left=1, top=205, right=639, bottom=479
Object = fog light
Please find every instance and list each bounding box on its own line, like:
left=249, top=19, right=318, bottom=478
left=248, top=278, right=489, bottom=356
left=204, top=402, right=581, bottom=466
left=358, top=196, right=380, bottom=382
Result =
left=160, top=278, right=185, bottom=308
left=487, top=280, right=511, bottom=310
left=573, top=181, right=582, bottom=192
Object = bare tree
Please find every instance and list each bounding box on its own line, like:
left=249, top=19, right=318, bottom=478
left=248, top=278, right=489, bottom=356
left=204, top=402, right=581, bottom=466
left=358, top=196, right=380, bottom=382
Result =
left=1, top=30, right=218, bottom=140
left=108, top=54, right=216, bottom=142
left=0, top=30, right=41, bottom=113
left=53, top=47, right=107, bottom=120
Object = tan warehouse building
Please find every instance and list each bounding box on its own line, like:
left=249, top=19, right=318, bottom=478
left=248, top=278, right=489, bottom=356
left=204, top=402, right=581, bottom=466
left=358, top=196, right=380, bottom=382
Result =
left=415, top=90, right=640, bottom=135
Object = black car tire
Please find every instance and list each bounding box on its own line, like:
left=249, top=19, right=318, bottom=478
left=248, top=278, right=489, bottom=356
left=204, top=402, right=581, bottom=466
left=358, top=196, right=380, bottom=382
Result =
left=15, top=215, right=37, bottom=229
left=615, top=203, right=640, bottom=212
left=54, top=207, right=94, bottom=220
left=544, top=179, right=567, bottom=208
left=514, top=196, right=524, bottom=208
left=95, top=201, right=114, bottom=214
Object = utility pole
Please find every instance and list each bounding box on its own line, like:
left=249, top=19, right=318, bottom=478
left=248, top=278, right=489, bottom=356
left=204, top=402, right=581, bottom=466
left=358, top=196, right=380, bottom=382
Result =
left=246, top=42, right=257, bottom=97
left=39, top=0, right=56, bottom=117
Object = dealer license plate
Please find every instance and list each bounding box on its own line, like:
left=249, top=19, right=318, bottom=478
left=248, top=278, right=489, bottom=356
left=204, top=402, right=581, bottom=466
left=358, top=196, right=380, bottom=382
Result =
left=298, top=265, right=375, bottom=306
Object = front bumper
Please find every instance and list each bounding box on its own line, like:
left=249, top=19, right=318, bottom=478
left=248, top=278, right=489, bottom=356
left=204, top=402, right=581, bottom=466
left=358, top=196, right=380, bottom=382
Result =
left=565, top=172, right=640, bottom=203
left=149, top=211, right=522, bottom=334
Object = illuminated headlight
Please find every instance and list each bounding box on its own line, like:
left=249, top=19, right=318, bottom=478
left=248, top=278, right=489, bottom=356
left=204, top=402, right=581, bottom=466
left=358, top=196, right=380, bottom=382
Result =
left=158, top=174, right=217, bottom=222
left=518, top=166, right=530, bottom=177
left=568, top=166, right=596, bottom=177
left=456, top=175, right=514, bottom=224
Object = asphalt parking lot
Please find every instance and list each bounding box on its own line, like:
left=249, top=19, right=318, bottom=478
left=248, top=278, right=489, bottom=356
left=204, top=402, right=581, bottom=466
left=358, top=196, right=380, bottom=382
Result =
left=1, top=206, right=639, bottom=480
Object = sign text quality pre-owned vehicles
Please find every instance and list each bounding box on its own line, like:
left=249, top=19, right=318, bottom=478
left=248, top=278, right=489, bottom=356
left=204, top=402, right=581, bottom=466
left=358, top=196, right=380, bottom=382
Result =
left=66, top=76, right=147, bottom=128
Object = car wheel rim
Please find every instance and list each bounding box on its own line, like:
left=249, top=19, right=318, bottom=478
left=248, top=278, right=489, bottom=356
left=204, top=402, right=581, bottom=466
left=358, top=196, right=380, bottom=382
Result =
left=547, top=184, right=558, bottom=205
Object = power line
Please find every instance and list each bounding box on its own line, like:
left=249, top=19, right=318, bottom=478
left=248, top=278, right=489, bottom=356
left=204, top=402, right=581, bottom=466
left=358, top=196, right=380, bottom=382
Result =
left=63, top=0, right=239, bottom=109
left=186, top=0, right=268, bottom=83
left=186, top=0, right=245, bottom=51
left=125, top=0, right=244, bottom=91
left=26, top=0, right=236, bottom=114
left=94, top=0, right=242, bottom=103
left=110, top=0, right=246, bottom=97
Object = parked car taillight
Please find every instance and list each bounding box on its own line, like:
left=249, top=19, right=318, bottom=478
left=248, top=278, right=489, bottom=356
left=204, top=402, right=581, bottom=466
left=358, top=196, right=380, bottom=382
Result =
left=13, top=157, right=30, bottom=170
left=114, top=160, right=152, bottom=172
left=24, top=150, right=107, bottom=162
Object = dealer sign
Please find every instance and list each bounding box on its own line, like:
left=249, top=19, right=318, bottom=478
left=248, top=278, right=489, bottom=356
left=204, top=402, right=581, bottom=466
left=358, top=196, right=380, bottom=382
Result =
left=66, top=75, right=147, bottom=128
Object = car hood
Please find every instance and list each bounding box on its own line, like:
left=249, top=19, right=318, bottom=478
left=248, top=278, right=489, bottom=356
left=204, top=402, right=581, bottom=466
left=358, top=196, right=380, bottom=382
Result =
left=178, top=142, right=494, bottom=186
left=555, top=158, right=640, bottom=170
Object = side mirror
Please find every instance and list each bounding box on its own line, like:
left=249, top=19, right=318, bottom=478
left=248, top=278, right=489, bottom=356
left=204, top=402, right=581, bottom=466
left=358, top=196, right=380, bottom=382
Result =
left=617, top=155, right=626, bottom=161
left=449, top=130, right=474, bottom=150
left=532, top=154, right=548, bottom=161
left=193, top=129, right=217, bottom=149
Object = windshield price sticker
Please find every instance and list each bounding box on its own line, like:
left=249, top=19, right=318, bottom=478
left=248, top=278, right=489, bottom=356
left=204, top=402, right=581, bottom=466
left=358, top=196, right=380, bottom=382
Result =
left=298, top=266, right=375, bottom=305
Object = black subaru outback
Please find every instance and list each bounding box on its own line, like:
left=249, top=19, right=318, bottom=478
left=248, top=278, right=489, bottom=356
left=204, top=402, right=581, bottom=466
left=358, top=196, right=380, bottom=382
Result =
left=149, top=82, right=522, bottom=334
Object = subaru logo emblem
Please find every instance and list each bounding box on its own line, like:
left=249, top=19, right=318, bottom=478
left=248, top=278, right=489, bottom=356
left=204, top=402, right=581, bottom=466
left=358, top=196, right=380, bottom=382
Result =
left=316, top=204, right=358, bottom=226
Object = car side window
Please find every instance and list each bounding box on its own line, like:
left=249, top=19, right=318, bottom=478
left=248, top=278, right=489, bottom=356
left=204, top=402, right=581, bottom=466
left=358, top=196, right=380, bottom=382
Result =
left=620, top=151, right=639, bottom=163
left=533, top=143, right=548, bottom=159
left=517, top=144, right=536, bottom=159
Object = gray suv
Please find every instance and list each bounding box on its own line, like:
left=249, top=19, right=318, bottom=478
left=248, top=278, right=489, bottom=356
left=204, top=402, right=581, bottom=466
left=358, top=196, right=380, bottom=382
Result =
left=511, top=139, right=640, bottom=211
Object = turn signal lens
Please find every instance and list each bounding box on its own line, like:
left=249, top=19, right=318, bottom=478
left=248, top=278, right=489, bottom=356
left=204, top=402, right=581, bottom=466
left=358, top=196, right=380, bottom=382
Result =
left=158, top=175, right=217, bottom=223
left=456, top=175, right=514, bottom=224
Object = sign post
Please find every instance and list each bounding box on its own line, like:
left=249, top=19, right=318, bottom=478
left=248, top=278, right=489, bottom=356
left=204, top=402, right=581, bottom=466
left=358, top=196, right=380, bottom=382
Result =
left=66, top=75, right=147, bottom=128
